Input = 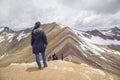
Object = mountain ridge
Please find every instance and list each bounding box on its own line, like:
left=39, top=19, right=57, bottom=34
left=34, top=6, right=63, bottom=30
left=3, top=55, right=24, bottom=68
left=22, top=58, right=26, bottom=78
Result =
left=0, top=22, right=120, bottom=76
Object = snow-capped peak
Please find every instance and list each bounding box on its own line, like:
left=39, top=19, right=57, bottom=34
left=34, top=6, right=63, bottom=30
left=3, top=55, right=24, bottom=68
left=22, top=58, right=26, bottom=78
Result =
left=0, top=27, right=14, bottom=33
left=0, top=27, right=4, bottom=32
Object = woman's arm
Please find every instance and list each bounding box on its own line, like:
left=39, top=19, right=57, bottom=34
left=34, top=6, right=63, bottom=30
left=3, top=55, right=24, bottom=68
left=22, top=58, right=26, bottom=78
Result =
left=42, top=31, right=48, bottom=45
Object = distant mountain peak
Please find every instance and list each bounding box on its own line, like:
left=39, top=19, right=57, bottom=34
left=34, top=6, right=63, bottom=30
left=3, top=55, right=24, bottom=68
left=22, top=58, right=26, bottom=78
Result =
left=111, top=27, right=120, bottom=31
left=110, top=27, right=119, bottom=30
left=0, top=27, right=15, bottom=33
left=86, top=29, right=103, bottom=36
left=109, top=27, right=120, bottom=35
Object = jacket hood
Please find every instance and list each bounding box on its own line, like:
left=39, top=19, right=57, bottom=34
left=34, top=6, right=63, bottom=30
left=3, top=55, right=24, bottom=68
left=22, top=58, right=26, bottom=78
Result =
left=33, top=28, right=42, bottom=34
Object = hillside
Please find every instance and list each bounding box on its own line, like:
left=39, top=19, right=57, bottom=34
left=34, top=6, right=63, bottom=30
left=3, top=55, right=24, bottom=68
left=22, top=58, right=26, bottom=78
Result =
left=0, top=60, right=119, bottom=80
left=0, top=22, right=120, bottom=76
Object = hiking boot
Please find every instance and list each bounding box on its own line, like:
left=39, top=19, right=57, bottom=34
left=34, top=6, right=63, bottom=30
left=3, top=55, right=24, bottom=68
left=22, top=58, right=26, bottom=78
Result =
left=38, top=66, right=42, bottom=69
left=44, top=65, right=48, bottom=68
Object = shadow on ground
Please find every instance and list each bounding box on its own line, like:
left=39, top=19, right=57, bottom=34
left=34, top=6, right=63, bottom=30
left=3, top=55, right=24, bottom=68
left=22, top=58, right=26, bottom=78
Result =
left=26, top=67, right=44, bottom=72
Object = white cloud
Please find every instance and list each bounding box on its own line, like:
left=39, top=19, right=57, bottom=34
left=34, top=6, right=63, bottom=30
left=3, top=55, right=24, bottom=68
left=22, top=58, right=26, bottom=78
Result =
left=0, top=0, right=120, bottom=30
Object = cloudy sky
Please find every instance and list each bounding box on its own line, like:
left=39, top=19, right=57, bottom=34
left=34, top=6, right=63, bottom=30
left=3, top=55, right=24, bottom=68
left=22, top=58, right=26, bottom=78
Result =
left=0, top=0, right=120, bottom=30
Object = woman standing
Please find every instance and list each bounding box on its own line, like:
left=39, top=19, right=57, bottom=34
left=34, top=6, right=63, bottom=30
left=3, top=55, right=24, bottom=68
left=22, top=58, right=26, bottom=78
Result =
left=31, top=21, right=48, bottom=69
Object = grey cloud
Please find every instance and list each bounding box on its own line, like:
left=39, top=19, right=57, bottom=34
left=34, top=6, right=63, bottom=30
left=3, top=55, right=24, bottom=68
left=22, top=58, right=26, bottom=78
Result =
left=60, top=0, right=120, bottom=14
left=0, top=0, right=120, bottom=31
left=0, top=0, right=58, bottom=30
left=73, top=13, right=120, bottom=30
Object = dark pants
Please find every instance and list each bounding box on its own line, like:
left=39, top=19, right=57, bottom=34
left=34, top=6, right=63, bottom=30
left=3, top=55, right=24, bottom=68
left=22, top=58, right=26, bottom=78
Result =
left=35, top=52, right=47, bottom=68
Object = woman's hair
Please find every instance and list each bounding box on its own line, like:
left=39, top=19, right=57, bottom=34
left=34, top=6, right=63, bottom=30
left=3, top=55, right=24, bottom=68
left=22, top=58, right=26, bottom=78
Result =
left=35, top=21, right=41, bottom=28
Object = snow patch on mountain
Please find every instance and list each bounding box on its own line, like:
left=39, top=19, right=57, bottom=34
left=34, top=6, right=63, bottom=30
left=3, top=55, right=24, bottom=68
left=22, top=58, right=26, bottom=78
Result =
left=81, top=42, right=104, bottom=55
left=73, top=29, right=120, bottom=56
left=0, top=53, right=8, bottom=60
left=0, top=31, right=15, bottom=43
left=101, top=31, right=114, bottom=36
left=73, top=29, right=105, bottom=55
left=82, top=37, right=105, bottom=53
left=17, top=31, right=30, bottom=41
left=113, top=51, right=120, bottom=55
left=0, top=55, right=5, bottom=60
left=89, top=36, right=120, bottom=45
left=0, top=36, right=5, bottom=43
left=7, top=33, right=15, bottom=40
left=79, top=42, right=87, bottom=51
left=100, top=57, right=107, bottom=61
left=6, top=33, right=15, bottom=42
left=0, top=27, right=4, bottom=32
